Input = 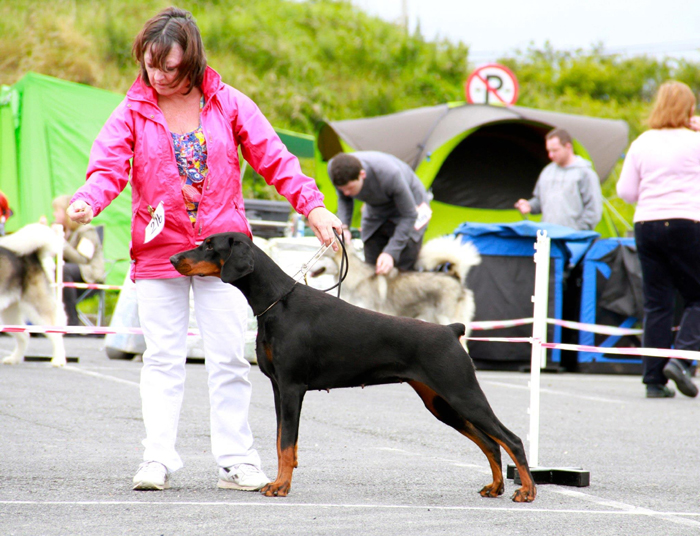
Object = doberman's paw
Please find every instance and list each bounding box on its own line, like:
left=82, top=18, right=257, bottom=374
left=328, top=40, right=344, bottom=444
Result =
left=261, top=480, right=291, bottom=497
left=479, top=482, right=505, bottom=498
left=511, top=486, right=537, bottom=502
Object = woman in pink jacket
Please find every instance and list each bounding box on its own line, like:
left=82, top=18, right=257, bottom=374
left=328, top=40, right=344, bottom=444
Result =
left=617, top=81, right=700, bottom=400
left=68, top=7, right=341, bottom=491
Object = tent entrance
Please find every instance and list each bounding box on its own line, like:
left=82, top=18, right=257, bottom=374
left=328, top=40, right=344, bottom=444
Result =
left=430, top=122, right=550, bottom=210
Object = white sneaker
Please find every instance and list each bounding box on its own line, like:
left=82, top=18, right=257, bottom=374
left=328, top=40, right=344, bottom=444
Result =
left=218, top=464, right=270, bottom=491
left=133, top=461, right=170, bottom=491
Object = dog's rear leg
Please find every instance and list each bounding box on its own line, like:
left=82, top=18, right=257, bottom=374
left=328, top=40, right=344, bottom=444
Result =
left=408, top=381, right=504, bottom=498
left=262, top=384, right=305, bottom=497
left=2, top=303, right=29, bottom=365
left=440, top=387, right=536, bottom=502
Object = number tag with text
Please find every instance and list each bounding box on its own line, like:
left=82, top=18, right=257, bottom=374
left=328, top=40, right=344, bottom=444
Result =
left=144, top=201, right=165, bottom=244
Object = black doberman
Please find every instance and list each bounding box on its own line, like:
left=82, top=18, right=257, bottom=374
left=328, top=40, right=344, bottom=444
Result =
left=170, top=232, right=536, bottom=502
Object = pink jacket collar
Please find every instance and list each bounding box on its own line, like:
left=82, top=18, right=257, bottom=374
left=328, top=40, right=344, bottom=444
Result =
left=126, top=65, right=224, bottom=108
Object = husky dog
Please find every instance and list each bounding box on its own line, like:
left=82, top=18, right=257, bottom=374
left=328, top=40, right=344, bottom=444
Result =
left=0, top=223, right=67, bottom=367
left=312, top=235, right=480, bottom=337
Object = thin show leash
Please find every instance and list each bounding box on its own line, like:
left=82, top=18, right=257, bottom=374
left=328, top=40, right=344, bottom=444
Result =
left=290, top=228, right=349, bottom=295
left=256, top=229, right=349, bottom=317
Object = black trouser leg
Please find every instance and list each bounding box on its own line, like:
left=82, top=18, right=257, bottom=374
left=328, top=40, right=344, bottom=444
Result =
left=636, top=220, right=700, bottom=384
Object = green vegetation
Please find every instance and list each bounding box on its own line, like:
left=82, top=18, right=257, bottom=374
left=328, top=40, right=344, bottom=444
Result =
left=3, top=0, right=700, bottom=216
left=0, top=0, right=468, bottom=132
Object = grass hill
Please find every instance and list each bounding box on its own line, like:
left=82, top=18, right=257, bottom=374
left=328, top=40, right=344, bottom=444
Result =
left=0, top=0, right=469, bottom=134
left=3, top=0, right=699, bottom=213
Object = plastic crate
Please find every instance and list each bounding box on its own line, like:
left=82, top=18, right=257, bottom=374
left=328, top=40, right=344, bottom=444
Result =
left=243, top=199, right=291, bottom=239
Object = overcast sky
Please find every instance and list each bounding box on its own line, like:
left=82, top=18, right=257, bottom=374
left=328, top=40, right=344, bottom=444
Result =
left=351, top=0, right=700, bottom=65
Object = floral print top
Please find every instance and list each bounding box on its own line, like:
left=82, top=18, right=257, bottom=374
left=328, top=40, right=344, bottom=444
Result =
left=171, top=97, right=208, bottom=226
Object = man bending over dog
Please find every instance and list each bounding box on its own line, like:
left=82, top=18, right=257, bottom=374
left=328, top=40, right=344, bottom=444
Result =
left=328, top=151, right=431, bottom=275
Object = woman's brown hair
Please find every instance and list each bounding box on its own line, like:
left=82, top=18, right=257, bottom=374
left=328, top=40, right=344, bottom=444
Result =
left=648, top=81, right=697, bottom=129
left=132, top=7, right=207, bottom=94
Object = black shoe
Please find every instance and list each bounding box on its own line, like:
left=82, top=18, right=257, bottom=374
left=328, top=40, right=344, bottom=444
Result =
left=646, top=384, right=676, bottom=398
left=663, top=359, right=698, bottom=398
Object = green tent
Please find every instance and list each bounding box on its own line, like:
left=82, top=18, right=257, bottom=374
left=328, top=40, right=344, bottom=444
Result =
left=0, top=72, right=131, bottom=283
left=0, top=72, right=315, bottom=284
left=315, top=103, right=629, bottom=239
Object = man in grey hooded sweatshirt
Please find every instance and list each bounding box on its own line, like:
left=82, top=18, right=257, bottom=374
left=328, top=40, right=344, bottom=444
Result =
left=514, top=128, right=602, bottom=231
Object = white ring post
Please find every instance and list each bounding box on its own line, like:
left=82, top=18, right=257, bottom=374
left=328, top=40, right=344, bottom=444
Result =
left=53, top=224, right=65, bottom=323
left=528, top=230, right=550, bottom=468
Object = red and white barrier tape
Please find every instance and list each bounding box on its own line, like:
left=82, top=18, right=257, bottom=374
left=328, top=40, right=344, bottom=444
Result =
left=59, top=282, right=124, bottom=291
left=0, top=324, right=200, bottom=337
left=470, top=316, right=644, bottom=337
left=541, top=342, right=700, bottom=361
left=465, top=336, right=700, bottom=361
left=4, top=324, right=697, bottom=361
left=547, top=318, right=643, bottom=336
left=466, top=336, right=533, bottom=343
left=470, top=318, right=534, bottom=330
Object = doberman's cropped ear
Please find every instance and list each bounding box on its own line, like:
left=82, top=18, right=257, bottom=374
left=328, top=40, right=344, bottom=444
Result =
left=220, top=237, right=255, bottom=283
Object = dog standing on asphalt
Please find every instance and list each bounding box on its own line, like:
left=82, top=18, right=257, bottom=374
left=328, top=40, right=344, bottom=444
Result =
left=0, top=223, right=67, bottom=367
left=171, top=232, right=536, bottom=502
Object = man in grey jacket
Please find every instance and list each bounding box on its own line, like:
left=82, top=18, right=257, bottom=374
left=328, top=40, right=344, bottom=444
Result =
left=328, top=151, right=431, bottom=274
left=514, top=128, right=602, bottom=231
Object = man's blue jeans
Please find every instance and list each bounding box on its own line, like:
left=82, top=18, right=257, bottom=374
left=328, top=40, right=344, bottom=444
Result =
left=635, top=219, right=700, bottom=385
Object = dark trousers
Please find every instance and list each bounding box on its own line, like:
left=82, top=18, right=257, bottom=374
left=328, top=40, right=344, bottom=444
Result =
left=63, top=263, right=84, bottom=326
left=635, top=219, right=700, bottom=385
left=363, top=220, right=423, bottom=272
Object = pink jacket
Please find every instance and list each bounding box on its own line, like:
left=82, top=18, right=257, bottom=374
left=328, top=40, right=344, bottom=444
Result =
left=73, top=67, right=324, bottom=279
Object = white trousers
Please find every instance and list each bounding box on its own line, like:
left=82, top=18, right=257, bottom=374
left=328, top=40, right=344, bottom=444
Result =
left=135, top=276, right=262, bottom=473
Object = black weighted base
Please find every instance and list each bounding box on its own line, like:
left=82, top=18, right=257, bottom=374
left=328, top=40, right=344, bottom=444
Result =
left=24, top=355, right=79, bottom=363
left=507, top=464, right=590, bottom=487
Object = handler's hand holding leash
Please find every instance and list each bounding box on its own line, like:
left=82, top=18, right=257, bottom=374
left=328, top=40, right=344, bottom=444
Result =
left=306, top=207, right=343, bottom=251
left=301, top=206, right=348, bottom=296
left=292, top=228, right=348, bottom=298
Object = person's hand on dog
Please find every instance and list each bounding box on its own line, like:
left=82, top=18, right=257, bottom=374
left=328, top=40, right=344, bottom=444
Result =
left=375, top=252, right=394, bottom=275
left=67, top=200, right=94, bottom=225
left=307, top=207, right=343, bottom=250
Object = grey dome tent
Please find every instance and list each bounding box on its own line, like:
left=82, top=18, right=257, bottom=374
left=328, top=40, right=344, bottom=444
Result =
left=314, top=103, right=629, bottom=238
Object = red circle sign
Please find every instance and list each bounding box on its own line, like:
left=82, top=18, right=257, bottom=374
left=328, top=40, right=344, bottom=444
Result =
left=465, top=63, right=519, bottom=106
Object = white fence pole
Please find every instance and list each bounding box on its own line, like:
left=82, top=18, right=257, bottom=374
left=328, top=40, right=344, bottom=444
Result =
left=52, top=224, right=65, bottom=323
left=528, top=230, right=550, bottom=468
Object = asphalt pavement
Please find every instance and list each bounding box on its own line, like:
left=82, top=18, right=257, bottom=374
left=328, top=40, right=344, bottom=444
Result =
left=1, top=335, right=700, bottom=536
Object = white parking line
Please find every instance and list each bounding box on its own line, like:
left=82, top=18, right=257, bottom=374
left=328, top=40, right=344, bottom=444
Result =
left=0, top=500, right=698, bottom=518
left=551, top=488, right=700, bottom=528
left=371, top=447, right=700, bottom=527
left=482, top=380, right=624, bottom=404
left=63, top=365, right=139, bottom=387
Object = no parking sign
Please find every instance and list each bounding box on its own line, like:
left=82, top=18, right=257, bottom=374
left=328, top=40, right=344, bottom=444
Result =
left=465, top=63, right=519, bottom=106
